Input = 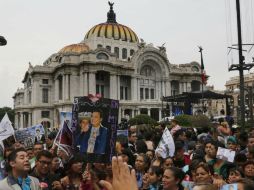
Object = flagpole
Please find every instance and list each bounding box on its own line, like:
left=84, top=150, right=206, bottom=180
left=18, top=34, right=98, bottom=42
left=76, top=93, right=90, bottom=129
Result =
left=198, top=46, right=205, bottom=114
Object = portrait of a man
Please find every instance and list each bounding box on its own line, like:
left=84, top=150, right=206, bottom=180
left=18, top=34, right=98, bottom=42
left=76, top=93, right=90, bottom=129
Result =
left=75, top=109, right=108, bottom=154
left=34, top=128, right=45, bottom=143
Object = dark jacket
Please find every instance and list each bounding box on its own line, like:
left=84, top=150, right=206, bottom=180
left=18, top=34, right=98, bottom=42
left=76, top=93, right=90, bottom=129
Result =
left=30, top=169, right=60, bottom=190
left=75, top=125, right=108, bottom=154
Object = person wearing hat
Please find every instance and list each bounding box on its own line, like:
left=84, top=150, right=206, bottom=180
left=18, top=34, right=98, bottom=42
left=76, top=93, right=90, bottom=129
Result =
left=170, top=119, right=181, bottom=136
left=74, top=112, right=92, bottom=152
left=227, top=136, right=238, bottom=151
left=79, top=112, right=91, bottom=133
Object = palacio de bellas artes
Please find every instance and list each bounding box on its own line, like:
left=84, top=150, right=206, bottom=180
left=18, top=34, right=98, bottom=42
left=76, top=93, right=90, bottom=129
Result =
left=13, top=3, right=205, bottom=129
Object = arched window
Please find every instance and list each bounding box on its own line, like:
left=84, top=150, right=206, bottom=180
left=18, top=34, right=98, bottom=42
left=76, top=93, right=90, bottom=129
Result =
left=171, top=80, right=179, bottom=95
left=106, top=46, right=111, bottom=52
left=122, top=48, right=127, bottom=59
left=114, top=47, right=119, bottom=58
left=140, top=65, right=155, bottom=77
left=96, top=53, right=109, bottom=60
left=130, top=49, right=135, bottom=56
left=97, top=44, right=103, bottom=48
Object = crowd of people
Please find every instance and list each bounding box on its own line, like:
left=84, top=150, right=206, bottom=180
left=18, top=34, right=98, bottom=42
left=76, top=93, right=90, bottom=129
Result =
left=0, top=118, right=254, bottom=190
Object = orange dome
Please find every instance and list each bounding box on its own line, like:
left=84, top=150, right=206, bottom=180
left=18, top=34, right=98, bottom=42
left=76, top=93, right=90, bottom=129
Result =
left=59, top=43, right=90, bottom=54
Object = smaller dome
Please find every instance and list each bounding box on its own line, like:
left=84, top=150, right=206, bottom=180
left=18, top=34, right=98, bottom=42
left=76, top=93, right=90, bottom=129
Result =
left=59, top=43, right=90, bottom=54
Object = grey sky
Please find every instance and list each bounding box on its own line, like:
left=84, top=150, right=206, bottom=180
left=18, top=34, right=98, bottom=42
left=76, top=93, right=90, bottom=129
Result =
left=0, top=0, right=253, bottom=108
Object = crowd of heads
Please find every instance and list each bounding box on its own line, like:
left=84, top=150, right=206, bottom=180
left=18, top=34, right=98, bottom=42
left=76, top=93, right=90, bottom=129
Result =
left=1, top=118, right=254, bottom=190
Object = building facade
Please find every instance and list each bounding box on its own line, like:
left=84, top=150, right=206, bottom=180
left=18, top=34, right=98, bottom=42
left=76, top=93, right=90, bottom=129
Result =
left=13, top=4, right=204, bottom=129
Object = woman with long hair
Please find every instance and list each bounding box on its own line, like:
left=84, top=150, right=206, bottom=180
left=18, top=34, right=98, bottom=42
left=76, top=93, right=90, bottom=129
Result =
left=162, top=167, right=185, bottom=190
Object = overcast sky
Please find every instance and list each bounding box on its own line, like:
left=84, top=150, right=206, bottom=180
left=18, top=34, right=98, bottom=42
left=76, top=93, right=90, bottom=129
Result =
left=0, top=0, right=253, bottom=108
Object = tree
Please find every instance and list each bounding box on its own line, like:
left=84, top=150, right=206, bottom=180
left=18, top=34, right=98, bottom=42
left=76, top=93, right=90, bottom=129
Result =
left=128, top=114, right=157, bottom=126
left=174, top=114, right=192, bottom=127
left=0, top=107, right=15, bottom=124
left=191, top=114, right=211, bottom=128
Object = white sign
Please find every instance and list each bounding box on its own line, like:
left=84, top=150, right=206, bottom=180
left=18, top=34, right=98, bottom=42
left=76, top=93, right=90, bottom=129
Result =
left=216, top=147, right=236, bottom=163
left=155, top=127, right=175, bottom=158
left=0, top=113, right=15, bottom=141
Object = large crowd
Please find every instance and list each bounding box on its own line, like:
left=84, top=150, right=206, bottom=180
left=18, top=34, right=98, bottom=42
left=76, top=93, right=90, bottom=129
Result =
left=0, top=118, right=254, bottom=190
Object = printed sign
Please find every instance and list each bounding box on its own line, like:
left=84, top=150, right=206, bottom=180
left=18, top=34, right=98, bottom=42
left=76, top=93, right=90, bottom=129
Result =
left=15, top=124, right=45, bottom=146
left=216, top=147, right=236, bottom=163
left=220, top=184, right=237, bottom=190
left=72, top=96, right=119, bottom=163
left=155, top=127, right=175, bottom=158
left=117, top=130, right=128, bottom=138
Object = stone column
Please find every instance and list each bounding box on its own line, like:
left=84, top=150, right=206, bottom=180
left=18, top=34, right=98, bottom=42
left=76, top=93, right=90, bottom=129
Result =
left=183, top=82, right=187, bottom=92
left=179, top=82, right=183, bottom=94
left=130, top=110, right=134, bottom=118
left=161, top=81, right=166, bottom=96
left=88, top=72, right=96, bottom=95
left=66, top=74, right=70, bottom=100
left=165, top=81, right=171, bottom=97
left=187, top=82, right=192, bottom=92
left=110, top=74, right=117, bottom=99
left=118, top=107, right=121, bottom=122
left=156, top=81, right=161, bottom=99
left=20, top=112, right=24, bottom=129
left=14, top=113, right=18, bottom=129
left=54, top=79, right=59, bottom=101
left=117, top=75, right=121, bottom=99
left=80, top=71, right=84, bottom=96
left=137, top=109, right=141, bottom=115
left=148, top=108, right=151, bottom=116
left=131, top=77, right=137, bottom=101
left=84, top=72, right=88, bottom=96
left=62, top=75, right=66, bottom=100
left=159, top=109, right=162, bottom=120
left=28, top=113, right=31, bottom=127
left=137, top=78, right=140, bottom=100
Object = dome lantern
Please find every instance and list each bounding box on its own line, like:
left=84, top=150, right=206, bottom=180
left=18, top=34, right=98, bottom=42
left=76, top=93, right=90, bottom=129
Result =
left=107, top=1, right=117, bottom=23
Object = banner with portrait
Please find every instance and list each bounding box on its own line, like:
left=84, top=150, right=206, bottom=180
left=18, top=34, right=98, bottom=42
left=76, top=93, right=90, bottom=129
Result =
left=15, top=124, right=45, bottom=148
left=72, top=95, right=119, bottom=163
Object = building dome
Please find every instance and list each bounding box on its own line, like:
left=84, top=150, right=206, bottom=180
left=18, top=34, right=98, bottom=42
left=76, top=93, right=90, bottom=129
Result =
left=59, top=43, right=90, bottom=54
left=85, top=2, right=139, bottom=43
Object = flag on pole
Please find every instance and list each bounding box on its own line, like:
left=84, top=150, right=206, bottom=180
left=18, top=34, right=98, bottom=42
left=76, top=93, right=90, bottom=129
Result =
left=199, top=48, right=207, bottom=84
left=0, top=113, right=15, bottom=141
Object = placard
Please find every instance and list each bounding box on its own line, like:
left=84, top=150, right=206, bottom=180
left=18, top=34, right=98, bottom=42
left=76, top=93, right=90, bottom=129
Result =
left=216, top=147, right=236, bottom=163
left=72, top=96, right=119, bottom=163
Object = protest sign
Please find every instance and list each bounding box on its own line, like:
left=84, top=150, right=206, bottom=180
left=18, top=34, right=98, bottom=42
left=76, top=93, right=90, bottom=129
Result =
left=117, top=130, right=128, bottom=138
left=72, top=95, right=119, bottom=163
left=54, top=112, right=73, bottom=156
left=216, top=147, right=236, bottom=163
left=0, top=113, right=15, bottom=141
left=155, top=127, right=175, bottom=158
left=220, top=184, right=237, bottom=190
left=2, top=135, right=16, bottom=148
left=15, top=124, right=45, bottom=147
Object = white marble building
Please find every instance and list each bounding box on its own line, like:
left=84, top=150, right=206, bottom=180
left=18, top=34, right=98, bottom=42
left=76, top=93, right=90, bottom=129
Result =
left=13, top=3, right=205, bottom=129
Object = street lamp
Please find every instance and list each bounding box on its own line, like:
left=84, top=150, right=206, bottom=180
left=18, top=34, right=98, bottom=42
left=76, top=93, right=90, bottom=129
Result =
left=0, top=36, right=7, bottom=46
left=234, top=87, right=254, bottom=125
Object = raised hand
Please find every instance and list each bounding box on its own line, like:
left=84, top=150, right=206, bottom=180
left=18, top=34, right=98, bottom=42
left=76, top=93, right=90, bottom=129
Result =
left=99, top=156, right=138, bottom=190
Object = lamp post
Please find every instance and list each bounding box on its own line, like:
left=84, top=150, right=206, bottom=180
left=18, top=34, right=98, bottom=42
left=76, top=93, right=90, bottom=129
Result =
left=234, top=86, right=254, bottom=125
left=0, top=36, right=7, bottom=46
